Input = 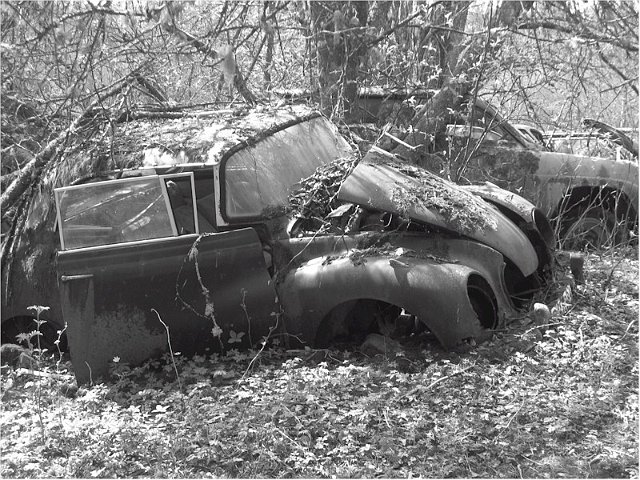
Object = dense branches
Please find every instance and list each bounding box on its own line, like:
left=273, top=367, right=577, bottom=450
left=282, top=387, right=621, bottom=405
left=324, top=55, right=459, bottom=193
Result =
left=0, top=0, right=637, bottom=211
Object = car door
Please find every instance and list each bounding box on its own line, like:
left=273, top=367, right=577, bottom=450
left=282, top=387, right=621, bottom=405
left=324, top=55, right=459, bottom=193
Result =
left=55, top=174, right=278, bottom=384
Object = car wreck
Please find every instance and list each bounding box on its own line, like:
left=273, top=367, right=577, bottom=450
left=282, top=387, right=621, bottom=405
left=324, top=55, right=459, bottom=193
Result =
left=4, top=106, right=556, bottom=383
left=337, top=89, right=638, bottom=249
left=546, top=118, right=638, bottom=161
left=441, top=99, right=639, bottom=249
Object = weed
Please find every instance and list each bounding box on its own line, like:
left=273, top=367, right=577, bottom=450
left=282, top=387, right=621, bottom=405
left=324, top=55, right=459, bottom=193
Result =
left=243, top=309, right=282, bottom=378
left=240, top=288, right=252, bottom=348
left=556, top=189, right=634, bottom=252
left=53, top=323, right=67, bottom=373
left=25, top=305, right=50, bottom=443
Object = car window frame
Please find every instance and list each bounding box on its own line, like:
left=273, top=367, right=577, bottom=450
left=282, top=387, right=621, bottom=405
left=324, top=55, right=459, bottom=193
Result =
left=55, top=172, right=198, bottom=251
left=218, top=113, right=350, bottom=224
left=160, top=172, right=200, bottom=235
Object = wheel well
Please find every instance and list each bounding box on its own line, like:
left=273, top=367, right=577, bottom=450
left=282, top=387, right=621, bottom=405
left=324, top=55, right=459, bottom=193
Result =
left=314, top=275, right=499, bottom=348
left=314, top=299, right=403, bottom=348
left=554, top=186, right=637, bottom=227
left=1, top=315, right=67, bottom=351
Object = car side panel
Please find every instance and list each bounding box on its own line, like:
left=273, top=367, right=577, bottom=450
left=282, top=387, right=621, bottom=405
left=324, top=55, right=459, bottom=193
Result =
left=277, top=237, right=513, bottom=349
left=57, top=228, right=277, bottom=383
left=533, top=153, right=638, bottom=217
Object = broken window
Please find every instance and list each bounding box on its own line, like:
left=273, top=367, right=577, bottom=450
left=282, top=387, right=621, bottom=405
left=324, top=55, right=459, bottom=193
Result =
left=222, top=117, right=352, bottom=220
left=55, top=173, right=202, bottom=250
left=162, top=173, right=215, bottom=235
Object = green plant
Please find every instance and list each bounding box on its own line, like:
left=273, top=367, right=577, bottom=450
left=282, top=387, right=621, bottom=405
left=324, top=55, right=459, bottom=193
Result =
left=24, top=305, right=50, bottom=443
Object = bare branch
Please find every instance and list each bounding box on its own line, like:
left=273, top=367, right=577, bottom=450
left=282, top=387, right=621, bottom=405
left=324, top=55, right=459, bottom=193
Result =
left=158, top=18, right=258, bottom=104
left=598, top=51, right=639, bottom=95
left=515, top=20, right=638, bottom=52
left=0, top=75, right=135, bottom=213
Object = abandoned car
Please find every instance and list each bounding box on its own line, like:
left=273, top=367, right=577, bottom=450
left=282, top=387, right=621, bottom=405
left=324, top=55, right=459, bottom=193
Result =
left=340, top=90, right=637, bottom=249
left=2, top=106, right=555, bottom=383
left=443, top=99, right=638, bottom=249
left=544, top=119, right=638, bottom=162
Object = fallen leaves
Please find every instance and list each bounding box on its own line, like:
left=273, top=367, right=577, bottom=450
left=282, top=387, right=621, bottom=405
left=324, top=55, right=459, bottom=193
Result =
left=0, top=250, right=637, bottom=478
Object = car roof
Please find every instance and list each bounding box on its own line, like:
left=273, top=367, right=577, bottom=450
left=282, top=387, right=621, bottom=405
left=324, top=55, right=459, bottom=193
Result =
left=109, top=104, right=318, bottom=168
left=54, top=104, right=324, bottom=191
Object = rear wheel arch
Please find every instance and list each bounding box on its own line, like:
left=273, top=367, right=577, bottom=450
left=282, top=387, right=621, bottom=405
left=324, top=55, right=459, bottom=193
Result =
left=554, top=185, right=637, bottom=225
left=554, top=185, right=637, bottom=248
left=1, top=315, right=67, bottom=351
left=312, top=274, right=499, bottom=348
left=313, top=299, right=402, bottom=348
left=279, top=247, right=512, bottom=349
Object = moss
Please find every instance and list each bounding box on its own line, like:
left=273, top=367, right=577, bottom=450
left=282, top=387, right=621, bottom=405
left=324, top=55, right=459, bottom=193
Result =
left=376, top=158, right=498, bottom=235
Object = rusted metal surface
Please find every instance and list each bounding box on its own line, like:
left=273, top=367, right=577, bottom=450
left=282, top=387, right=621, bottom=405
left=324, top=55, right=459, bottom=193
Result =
left=464, top=99, right=639, bottom=224
left=462, top=182, right=555, bottom=251
left=110, top=105, right=317, bottom=168
left=581, top=118, right=638, bottom=157
left=337, top=157, right=539, bottom=277
left=277, top=235, right=512, bottom=349
left=533, top=152, right=639, bottom=218
left=42, top=112, right=559, bottom=385
left=57, top=229, right=277, bottom=383
left=462, top=183, right=536, bottom=223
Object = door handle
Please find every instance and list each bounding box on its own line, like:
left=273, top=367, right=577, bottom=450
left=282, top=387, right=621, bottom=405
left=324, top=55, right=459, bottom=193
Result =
left=60, top=274, right=94, bottom=282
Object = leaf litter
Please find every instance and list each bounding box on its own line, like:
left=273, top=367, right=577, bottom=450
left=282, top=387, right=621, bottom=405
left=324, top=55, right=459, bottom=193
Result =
left=0, top=249, right=637, bottom=478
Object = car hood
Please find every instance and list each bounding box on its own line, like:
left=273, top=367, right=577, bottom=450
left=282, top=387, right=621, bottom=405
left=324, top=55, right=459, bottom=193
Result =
left=337, top=159, right=539, bottom=277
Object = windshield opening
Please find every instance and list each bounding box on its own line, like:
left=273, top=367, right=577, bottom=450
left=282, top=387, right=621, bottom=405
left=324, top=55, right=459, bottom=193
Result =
left=222, top=116, right=352, bottom=221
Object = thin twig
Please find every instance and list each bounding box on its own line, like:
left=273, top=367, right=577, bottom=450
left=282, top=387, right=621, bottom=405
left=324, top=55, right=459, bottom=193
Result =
left=500, top=397, right=527, bottom=435
left=397, top=364, right=474, bottom=401
left=84, top=361, right=93, bottom=386
left=242, top=312, right=281, bottom=379
left=152, top=308, right=183, bottom=391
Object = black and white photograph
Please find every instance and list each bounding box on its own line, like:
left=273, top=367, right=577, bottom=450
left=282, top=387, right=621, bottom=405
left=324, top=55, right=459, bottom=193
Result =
left=1, top=0, right=637, bottom=477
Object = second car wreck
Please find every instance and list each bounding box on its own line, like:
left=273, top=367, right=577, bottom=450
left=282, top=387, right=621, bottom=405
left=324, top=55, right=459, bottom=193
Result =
left=45, top=107, right=556, bottom=383
left=338, top=89, right=638, bottom=249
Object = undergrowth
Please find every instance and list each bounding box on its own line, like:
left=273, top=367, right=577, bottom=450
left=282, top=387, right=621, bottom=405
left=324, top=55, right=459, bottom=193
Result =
left=1, top=249, right=637, bottom=478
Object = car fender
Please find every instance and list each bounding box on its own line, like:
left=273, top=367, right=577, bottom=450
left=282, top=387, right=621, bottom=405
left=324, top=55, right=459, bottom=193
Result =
left=462, top=182, right=555, bottom=251
left=278, top=238, right=514, bottom=349
left=535, top=153, right=639, bottom=218
left=337, top=160, right=540, bottom=277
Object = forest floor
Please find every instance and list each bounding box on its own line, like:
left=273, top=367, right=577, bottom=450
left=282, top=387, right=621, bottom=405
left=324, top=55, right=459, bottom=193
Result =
left=1, top=248, right=637, bottom=478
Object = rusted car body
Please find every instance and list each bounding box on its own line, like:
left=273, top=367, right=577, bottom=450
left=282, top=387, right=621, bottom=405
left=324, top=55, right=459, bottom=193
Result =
left=13, top=108, right=555, bottom=383
left=333, top=89, right=637, bottom=247
left=446, top=99, right=638, bottom=247
left=545, top=119, right=638, bottom=160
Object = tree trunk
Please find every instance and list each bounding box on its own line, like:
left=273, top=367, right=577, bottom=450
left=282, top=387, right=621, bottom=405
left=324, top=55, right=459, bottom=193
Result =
left=379, top=1, right=530, bottom=178
left=310, top=1, right=370, bottom=118
left=342, top=1, right=369, bottom=120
